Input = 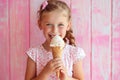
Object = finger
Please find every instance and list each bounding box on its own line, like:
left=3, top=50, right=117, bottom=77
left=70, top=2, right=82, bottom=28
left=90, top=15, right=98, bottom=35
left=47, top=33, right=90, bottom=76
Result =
left=60, top=69, right=66, bottom=77
left=60, top=69, right=64, bottom=74
left=53, top=62, right=63, bottom=71
left=52, top=58, right=62, bottom=62
left=54, top=62, right=63, bottom=68
left=53, top=60, right=63, bottom=67
left=50, top=58, right=64, bottom=71
left=52, top=59, right=63, bottom=67
left=49, top=58, right=61, bottom=65
left=54, top=65, right=63, bottom=72
left=47, top=59, right=61, bottom=68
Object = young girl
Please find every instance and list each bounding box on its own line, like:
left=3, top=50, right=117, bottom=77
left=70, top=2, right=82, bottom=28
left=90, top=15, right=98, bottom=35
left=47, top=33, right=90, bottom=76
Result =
left=25, top=0, right=86, bottom=80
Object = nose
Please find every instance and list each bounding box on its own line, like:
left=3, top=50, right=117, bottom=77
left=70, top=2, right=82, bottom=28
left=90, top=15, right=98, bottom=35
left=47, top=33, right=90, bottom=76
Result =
left=52, top=25, right=58, bottom=35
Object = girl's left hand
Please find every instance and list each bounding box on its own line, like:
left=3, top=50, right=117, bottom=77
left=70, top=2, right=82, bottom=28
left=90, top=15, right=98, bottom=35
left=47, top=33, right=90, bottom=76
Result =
left=59, top=63, right=69, bottom=80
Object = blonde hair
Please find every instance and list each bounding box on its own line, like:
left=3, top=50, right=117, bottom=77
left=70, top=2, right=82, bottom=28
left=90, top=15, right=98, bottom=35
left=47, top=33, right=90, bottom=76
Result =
left=37, top=0, right=76, bottom=46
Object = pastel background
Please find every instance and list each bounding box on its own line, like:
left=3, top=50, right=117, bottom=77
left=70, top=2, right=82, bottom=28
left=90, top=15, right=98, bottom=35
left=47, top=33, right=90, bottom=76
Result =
left=0, top=0, right=120, bottom=80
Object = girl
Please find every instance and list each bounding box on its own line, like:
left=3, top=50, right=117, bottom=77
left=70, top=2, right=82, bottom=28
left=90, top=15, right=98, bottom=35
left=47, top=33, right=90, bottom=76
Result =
left=25, top=0, right=86, bottom=80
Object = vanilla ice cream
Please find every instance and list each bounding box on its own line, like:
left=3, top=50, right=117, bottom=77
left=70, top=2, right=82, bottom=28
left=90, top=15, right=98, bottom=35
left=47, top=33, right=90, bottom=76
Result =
left=50, top=35, right=65, bottom=48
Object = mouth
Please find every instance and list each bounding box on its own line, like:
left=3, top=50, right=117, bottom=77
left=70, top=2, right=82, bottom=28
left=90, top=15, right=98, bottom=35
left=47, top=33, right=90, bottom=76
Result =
left=48, top=34, right=62, bottom=39
left=48, top=34, right=55, bottom=39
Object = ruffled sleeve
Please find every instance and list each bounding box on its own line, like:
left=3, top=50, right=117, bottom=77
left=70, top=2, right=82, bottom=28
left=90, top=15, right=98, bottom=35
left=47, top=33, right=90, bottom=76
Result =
left=71, top=47, right=86, bottom=64
left=26, top=48, right=37, bottom=62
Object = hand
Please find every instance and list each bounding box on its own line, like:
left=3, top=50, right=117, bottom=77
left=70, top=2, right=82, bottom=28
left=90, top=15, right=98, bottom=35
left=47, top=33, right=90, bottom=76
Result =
left=42, top=58, right=63, bottom=76
left=59, top=66, right=69, bottom=80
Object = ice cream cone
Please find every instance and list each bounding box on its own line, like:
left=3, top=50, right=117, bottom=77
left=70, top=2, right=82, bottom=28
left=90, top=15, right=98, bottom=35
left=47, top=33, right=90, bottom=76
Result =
left=51, top=47, right=62, bottom=58
left=50, top=35, right=65, bottom=78
left=51, top=46, right=63, bottom=78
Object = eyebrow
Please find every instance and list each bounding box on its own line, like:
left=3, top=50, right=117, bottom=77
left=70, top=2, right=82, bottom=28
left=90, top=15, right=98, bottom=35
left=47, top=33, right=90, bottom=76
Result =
left=43, top=21, right=51, bottom=23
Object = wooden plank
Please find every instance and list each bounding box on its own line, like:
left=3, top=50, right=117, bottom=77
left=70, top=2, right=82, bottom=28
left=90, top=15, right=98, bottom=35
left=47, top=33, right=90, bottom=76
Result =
left=0, top=0, right=10, bottom=80
left=9, top=0, right=30, bottom=80
left=112, top=0, right=120, bottom=79
left=30, top=0, right=45, bottom=47
left=92, top=0, right=111, bottom=80
left=71, top=0, right=91, bottom=80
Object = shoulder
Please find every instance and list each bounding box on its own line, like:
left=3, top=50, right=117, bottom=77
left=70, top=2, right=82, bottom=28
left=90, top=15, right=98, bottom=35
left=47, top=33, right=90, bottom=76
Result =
left=26, top=44, right=44, bottom=53
left=66, top=44, right=85, bottom=54
left=66, top=44, right=86, bottom=63
left=26, top=44, right=44, bottom=62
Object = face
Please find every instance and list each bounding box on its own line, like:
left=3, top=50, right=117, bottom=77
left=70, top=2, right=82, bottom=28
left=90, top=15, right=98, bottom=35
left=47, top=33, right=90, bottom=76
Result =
left=40, top=10, right=71, bottom=43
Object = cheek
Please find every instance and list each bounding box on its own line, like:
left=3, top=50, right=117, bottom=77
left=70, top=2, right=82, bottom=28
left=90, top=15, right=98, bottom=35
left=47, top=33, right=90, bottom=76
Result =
left=43, top=28, right=50, bottom=37
left=44, top=27, right=51, bottom=32
left=59, top=28, right=67, bottom=37
left=60, top=27, right=67, bottom=32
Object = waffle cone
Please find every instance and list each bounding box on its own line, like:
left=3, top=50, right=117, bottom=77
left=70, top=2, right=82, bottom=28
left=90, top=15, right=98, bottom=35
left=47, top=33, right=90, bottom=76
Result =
left=51, top=47, right=63, bottom=58
left=51, top=46, right=63, bottom=78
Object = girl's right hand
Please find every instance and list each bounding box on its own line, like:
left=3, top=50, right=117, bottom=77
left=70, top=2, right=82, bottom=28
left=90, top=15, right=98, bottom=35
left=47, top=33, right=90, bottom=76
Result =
left=42, top=58, right=63, bottom=76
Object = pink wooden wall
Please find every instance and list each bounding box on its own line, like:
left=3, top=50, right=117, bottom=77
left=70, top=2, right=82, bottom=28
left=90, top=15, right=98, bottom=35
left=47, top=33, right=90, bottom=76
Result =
left=0, top=0, right=120, bottom=80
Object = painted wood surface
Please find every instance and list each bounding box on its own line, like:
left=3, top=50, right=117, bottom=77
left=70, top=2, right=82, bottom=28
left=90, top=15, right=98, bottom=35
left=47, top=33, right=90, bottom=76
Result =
left=0, top=0, right=120, bottom=80
left=112, top=0, right=120, bottom=80
left=92, top=0, right=111, bottom=80
left=71, top=0, right=91, bottom=80
left=9, top=0, right=30, bottom=80
left=30, top=0, right=45, bottom=47
left=0, top=0, right=10, bottom=80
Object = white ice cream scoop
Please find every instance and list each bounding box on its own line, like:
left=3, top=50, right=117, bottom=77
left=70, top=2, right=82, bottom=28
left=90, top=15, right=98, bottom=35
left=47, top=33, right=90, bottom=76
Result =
left=50, top=35, right=65, bottom=48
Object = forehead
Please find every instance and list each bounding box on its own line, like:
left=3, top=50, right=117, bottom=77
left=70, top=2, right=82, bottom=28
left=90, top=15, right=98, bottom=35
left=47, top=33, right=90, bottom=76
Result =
left=41, top=10, right=69, bottom=22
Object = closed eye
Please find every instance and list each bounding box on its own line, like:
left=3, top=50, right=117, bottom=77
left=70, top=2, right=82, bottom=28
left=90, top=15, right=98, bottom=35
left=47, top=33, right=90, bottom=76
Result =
left=58, top=24, right=64, bottom=27
left=46, top=24, right=53, bottom=27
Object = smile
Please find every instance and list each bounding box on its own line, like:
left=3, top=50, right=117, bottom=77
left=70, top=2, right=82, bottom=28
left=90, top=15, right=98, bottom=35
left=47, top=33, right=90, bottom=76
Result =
left=48, top=34, right=61, bottom=39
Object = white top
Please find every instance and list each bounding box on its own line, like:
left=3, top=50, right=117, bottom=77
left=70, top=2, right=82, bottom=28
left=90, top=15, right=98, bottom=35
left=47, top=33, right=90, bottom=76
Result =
left=26, top=44, right=86, bottom=80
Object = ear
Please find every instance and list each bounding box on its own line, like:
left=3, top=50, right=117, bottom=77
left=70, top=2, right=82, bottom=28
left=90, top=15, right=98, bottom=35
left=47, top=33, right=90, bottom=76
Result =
left=67, top=21, right=71, bottom=31
left=38, top=20, right=42, bottom=30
